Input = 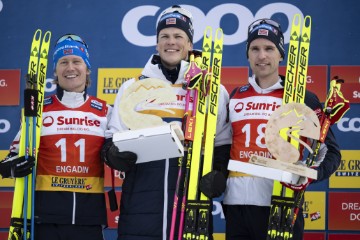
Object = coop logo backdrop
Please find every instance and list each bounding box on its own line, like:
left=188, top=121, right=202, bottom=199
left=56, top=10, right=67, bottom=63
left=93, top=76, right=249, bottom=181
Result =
left=122, top=3, right=303, bottom=47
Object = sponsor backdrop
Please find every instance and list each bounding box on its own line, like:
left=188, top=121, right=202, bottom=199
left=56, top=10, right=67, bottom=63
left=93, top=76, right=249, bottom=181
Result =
left=1, top=0, right=359, bottom=239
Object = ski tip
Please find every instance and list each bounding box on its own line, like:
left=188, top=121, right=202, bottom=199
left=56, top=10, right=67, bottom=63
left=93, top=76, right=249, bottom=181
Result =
left=43, top=31, right=52, bottom=44
left=33, top=29, right=42, bottom=42
left=304, top=15, right=312, bottom=28
left=203, top=27, right=212, bottom=39
left=215, top=28, right=224, bottom=40
left=205, top=26, right=212, bottom=31
left=292, top=13, right=302, bottom=26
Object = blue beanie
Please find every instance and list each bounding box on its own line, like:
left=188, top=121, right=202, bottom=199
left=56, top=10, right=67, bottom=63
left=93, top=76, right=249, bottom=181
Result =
left=53, top=38, right=91, bottom=70
left=246, top=22, right=285, bottom=59
left=157, top=5, right=194, bottom=43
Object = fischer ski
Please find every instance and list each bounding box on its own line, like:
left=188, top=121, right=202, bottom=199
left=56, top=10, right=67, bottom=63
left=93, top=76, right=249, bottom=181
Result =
left=184, top=27, right=223, bottom=240
left=169, top=26, right=223, bottom=240
left=8, top=29, right=51, bottom=240
left=197, top=27, right=223, bottom=240
left=267, top=14, right=311, bottom=240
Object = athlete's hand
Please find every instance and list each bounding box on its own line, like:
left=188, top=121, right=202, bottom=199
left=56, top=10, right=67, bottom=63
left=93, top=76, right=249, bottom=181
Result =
left=281, top=175, right=314, bottom=191
left=101, top=141, right=137, bottom=172
left=0, top=155, right=35, bottom=178
left=199, top=170, right=226, bottom=198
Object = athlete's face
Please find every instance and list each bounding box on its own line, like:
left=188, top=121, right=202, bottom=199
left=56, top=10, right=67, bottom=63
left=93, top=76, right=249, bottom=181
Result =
left=248, top=38, right=283, bottom=88
left=156, top=27, right=193, bottom=70
left=55, top=55, right=89, bottom=93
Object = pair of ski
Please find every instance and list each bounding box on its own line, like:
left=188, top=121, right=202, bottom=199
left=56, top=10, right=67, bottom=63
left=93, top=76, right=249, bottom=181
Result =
left=8, top=30, right=51, bottom=240
left=266, top=14, right=311, bottom=240
left=169, top=27, right=224, bottom=240
left=267, top=14, right=350, bottom=240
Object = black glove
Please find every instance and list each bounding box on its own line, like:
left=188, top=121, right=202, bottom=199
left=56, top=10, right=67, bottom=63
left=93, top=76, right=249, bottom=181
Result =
left=0, top=155, right=35, bottom=178
left=101, top=141, right=137, bottom=172
left=199, top=170, right=226, bottom=198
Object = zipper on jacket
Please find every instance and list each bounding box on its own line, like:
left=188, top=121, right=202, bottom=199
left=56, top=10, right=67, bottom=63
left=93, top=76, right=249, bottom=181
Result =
left=162, top=158, right=169, bottom=240
left=72, top=192, right=76, bottom=224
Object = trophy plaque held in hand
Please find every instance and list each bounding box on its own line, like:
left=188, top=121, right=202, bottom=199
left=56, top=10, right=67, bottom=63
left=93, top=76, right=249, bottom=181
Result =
left=250, top=102, right=320, bottom=180
left=113, top=78, right=184, bottom=163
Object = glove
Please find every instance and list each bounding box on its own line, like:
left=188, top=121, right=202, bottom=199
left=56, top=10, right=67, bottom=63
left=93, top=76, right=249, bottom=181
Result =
left=101, top=141, right=137, bottom=172
left=199, top=170, right=226, bottom=198
left=281, top=176, right=313, bottom=191
left=0, top=155, right=35, bottom=178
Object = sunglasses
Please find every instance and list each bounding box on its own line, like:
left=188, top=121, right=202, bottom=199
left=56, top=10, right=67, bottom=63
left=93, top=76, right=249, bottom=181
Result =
left=248, top=19, right=281, bottom=35
left=160, top=5, right=193, bottom=22
left=55, top=34, right=88, bottom=49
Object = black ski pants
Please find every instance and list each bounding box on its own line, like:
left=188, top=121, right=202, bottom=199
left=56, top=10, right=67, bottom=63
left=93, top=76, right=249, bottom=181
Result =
left=35, top=223, right=104, bottom=240
left=223, top=204, right=304, bottom=240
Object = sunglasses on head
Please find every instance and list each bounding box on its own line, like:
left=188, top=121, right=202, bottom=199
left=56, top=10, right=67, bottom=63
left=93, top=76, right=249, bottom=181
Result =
left=248, top=19, right=281, bottom=35
left=55, top=34, right=88, bottom=49
left=160, top=5, right=193, bottom=22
